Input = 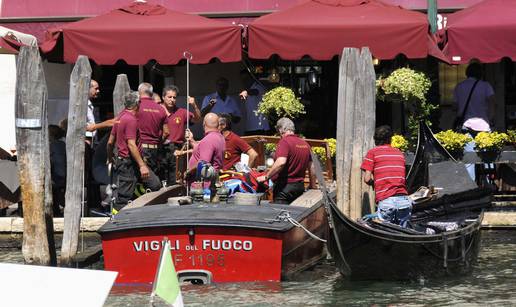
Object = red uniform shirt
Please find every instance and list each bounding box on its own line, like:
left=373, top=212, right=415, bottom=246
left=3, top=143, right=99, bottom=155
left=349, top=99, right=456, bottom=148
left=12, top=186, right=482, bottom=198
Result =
left=361, top=144, right=407, bottom=203
left=223, top=131, right=252, bottom=170
left=112, top=111, right=140, bottom=158
left=274, top=134, right=311, bottom=183
left=188, top=131, right=225, bottom=172
left=166, top=107, right=193, bottom=144
left=137, top=97, right=167, bottom=145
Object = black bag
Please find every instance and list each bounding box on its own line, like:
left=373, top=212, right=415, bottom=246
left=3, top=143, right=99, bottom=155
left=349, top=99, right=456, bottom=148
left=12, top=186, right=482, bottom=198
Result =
left=454, top=80, right=479, bottom=131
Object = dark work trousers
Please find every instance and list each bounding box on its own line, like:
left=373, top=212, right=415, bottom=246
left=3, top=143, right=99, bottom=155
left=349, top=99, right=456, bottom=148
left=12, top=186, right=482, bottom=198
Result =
left=141, top=147, right=160, bottom=177
left=273, top=181, right=305, bottom=204
left=85, top=141, right=101, bottom=210
left=114, top=157, right=161, bottom=210
left=158, top=143, right=183, bottom=186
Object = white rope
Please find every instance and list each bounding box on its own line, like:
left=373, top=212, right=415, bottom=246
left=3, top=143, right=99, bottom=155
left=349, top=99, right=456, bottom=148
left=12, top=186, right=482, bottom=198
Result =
left=276, top=210, right=327, bottom=243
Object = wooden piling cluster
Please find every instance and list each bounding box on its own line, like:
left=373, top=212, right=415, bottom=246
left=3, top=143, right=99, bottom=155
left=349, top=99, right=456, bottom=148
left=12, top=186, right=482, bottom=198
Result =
left=15, top=46, right=56, bottom=265
left=60, top=56, right=92, bottom=266
left=113, top=74, right=131, bottom=116
left=335, top=47, right=376, bottom=219
left=14, top=48, right=132, bottom=265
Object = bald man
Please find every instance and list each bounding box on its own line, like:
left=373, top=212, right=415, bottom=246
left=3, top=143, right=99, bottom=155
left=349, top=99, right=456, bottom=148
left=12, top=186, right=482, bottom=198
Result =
left=186, top=113, right=225, bottom=175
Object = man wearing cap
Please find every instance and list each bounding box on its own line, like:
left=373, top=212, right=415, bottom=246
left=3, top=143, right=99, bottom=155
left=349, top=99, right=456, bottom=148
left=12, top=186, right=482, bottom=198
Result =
left=257, top=118, right=315, bottom=204
left=107, top=92, right=161, bottom=211
left=137, top=82, right=168, bottom=177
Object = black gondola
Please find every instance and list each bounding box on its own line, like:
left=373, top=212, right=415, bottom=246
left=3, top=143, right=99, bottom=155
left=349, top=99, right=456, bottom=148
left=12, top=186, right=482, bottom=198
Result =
left=315, top=123, right=492, bottom=280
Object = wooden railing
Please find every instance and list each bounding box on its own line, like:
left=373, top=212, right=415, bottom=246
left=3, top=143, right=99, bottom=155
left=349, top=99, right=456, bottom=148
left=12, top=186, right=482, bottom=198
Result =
left=174, top=135, right=335, bottom=185
left=241, top=135, right=334, bottom=183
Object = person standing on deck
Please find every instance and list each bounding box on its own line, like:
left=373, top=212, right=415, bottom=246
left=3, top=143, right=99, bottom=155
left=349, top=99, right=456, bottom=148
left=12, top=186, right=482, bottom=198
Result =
left=159, top=85, right=201, bottom=185
left=136, top=82, right=168, bottom=178
left=107, top=92, right=161, bottom=211
left=257, top=118, right=316, bottom=204
left=361, top=125, right=412, bottom=228
left=201, top=77, right=242, bottom=124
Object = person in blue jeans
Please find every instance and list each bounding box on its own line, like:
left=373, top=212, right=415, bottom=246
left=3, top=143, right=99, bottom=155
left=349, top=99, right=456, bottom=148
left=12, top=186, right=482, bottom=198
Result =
left=361, top=125, right=412, bottom=228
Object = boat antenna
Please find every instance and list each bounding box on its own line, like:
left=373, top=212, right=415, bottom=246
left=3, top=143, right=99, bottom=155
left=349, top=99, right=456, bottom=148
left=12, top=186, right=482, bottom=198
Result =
left=183, top=51, right=193, bottom=197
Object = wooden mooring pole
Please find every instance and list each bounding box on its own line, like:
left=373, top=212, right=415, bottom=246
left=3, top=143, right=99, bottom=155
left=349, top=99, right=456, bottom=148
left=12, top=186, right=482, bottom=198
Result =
left=335, top=47, right=376, bottom=219
left=60, top=56, right=92, bottom=266
left=15, top=46, right=56, bottom=265
left=113, top=74, right=131, bottom=116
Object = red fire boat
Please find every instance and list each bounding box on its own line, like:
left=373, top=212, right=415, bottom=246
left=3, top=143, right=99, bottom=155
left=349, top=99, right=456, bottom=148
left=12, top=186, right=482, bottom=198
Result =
left=98, top=192, right=330, bottom=284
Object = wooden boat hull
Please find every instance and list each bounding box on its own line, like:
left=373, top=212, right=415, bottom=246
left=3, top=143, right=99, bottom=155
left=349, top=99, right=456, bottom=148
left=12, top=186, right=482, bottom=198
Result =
left=99, top=200, right=328, bottom=284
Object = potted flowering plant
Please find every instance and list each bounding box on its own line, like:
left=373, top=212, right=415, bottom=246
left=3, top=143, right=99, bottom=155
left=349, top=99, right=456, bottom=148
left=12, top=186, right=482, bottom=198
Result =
left=507, top=130, right=516, bottom=147
left=474, top=131, right=509, bottom=162
left=377, top=68, right=436, bottom=148
left=435, top=130, right=472, bottom=159
left=312, top=138, right=337, bottom=162
left=257, top=86, right=305, bottom=125
left=391, top=134, right=408, bottom=152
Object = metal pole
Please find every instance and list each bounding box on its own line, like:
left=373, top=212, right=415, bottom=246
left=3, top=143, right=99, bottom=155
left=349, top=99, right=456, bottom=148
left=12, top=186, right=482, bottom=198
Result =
left=183, top=51, right=193, bottom=196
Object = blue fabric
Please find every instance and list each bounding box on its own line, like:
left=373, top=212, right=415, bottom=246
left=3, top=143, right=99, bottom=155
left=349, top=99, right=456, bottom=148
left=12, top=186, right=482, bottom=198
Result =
left=201, top=92, right=242, bottom=117
left=224, top=179, right=256, bottom=196
left=377, top=196, right=412, bottom=228
left=244, top=82, right=270, bottom=132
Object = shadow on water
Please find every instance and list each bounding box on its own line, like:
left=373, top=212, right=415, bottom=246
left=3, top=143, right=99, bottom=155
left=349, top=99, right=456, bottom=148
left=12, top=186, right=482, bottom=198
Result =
left=1, top=231, right=515, bottom=306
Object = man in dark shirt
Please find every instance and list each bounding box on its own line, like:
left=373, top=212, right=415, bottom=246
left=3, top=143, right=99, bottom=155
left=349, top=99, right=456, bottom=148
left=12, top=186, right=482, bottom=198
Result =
left=137, top=82, right=168, bottom=177
left=218, top=113, right=257, bottom=170
left=201, top=77, right=242, bottom=123
left=257, top=118, right=315, bottom=204
left=107, top=91, right=161, bottom=211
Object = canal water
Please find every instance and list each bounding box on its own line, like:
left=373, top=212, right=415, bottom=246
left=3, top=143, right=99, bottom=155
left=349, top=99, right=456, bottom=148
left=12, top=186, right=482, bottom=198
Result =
left=1, top=230, right=515, bottom=306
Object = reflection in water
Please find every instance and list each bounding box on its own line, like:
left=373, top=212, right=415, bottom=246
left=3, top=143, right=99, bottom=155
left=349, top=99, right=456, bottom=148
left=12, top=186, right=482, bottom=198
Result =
left=1, top=231, right=515, bottom=306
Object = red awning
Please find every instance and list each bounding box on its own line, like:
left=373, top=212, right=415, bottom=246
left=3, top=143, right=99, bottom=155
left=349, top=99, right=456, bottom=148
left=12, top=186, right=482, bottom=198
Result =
left=248, top=0, right=436, bottom=60
left=39, top=2, right=242, bottom=64
left=442, top=0, right=516, bottom=64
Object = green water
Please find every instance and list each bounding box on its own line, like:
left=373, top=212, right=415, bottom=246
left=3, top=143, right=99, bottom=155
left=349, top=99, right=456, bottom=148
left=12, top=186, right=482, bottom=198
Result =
left=1, top=231, right=515, bottom=306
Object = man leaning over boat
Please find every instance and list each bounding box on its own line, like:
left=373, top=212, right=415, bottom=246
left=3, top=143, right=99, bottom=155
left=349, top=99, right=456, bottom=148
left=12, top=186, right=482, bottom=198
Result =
left=257, top=118, right=316, bottom=204
left=361, top=125, right=412, bottom=228
left=184, top=113, right=225, bottom=182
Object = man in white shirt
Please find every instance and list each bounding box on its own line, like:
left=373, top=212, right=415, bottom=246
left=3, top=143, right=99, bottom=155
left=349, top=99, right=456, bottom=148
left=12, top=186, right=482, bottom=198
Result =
left=86, top=80, right=100, bottom=145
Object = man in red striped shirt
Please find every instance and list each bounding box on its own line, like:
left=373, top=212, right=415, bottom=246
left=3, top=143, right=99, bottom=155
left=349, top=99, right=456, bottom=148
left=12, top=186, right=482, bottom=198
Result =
left=361, top=125, right=412, bottom=227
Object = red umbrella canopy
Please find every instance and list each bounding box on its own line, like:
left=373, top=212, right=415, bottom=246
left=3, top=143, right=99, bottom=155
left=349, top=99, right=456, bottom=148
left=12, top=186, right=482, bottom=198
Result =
left=40, top=2, right=242, bottom=64
left=443, top=0, right=516, bottom=64
left=248, top=0, right=431, bottom=60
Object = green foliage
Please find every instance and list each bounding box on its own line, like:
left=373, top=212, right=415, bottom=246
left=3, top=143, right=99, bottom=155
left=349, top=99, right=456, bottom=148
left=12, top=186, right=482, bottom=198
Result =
left=391, top=134, right=408, bottom=152
left=474, top=132, right=508, bottom=151
left=435, top=130, right=472, bottom=152
left=312, top=138, right=336, bottom=162
left=508, top=130, right=516, bottom=145
left=257, top=87, right=305, bottom=119
left=377, top=68, right=432, bottom=104
left=377, top=68, right=437, bottom=148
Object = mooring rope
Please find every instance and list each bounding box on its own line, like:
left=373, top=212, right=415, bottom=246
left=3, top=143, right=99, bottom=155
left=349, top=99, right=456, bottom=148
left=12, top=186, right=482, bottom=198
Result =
left=273, top=210, right=327, bottom=243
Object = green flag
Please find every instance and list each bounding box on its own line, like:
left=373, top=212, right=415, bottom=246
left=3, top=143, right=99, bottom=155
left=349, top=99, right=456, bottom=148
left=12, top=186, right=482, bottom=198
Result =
left=151, top=239, right=183, bottom=307
left=428, top=0, right=438, bottom=34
